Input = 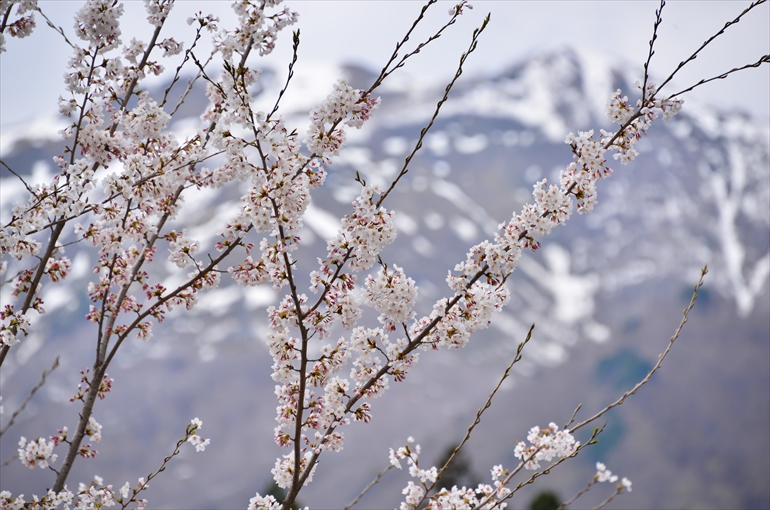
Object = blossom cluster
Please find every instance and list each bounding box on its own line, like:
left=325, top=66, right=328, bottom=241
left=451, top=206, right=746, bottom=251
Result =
left=392, top=437, right=512, bottom=510
left=596, top=462, right=633, bottom=492
left=425, top=465, right=511, bottom=510
left=513, top=422, right=579, bottom=470
left=602, top=81, right=684, bottom=164
left=307, top=80, right=381, bottom=164
left=187, top=417, right=211, bottom=452
left=595, top=461, right=618, bottom=483
left=0, top=475, right=150, bottom=510
left=215, top=0, right=297, bottom=60
left=389, top=437, right=437, bottom=485
left=389, top=437, right=436, bottom=509
left=0, top=488, right=74, bottom=510
left=271, top=450, right=317, bottom=490
left=247, top=493, right=282, bottom=510
left=17, top=436, right=58, bottom=470
left=0, top=0, right=39, bottom=53
left=364, top=264, right=418, bottom=331
left=0, top=304, right=31, bottom=347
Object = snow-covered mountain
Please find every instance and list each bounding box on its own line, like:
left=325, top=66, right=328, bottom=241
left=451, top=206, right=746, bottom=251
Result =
left=1, top=49, right=768, bottom=509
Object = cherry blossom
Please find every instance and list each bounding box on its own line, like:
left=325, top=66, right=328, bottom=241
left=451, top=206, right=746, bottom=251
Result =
left=0, top=0, right=759, bottom=506
left=17, top=436, right=58, bottom=470
left=513, top=422, right=579, bottom=470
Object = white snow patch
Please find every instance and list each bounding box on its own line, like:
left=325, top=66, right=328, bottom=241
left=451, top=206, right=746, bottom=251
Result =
left=412, top=236, right=435, bottom=258
left=197, top=287, right=242, bottom=317
left=424, top=211, right=444, bottom=230
left=526, top=340, right=567, bottom=367
left=449, top=216, right=478, bottom=242
left=70, top=251, right=91, bottom=279
left=583, top=321, right=611, bottom=343
left=250, top=61, right=346, bottom=116
left=394, top=210, right=418, bottom=236
left=383, top=136, right=409, bottom=156
left=454, top=133, right=488, bottom=154
left=519, top=244, right=602, bottom=326
left=15, top=333, right=44, bottom=366
left=244, top=286, right=278, bottom=310
left=426, top=132, right=451, bottom=156
left=185, top=191, right=237, bottom=249
left=432, top=160, right=451, bottom=177
left=41, top=286, right=76, bottom=313
left=305, top=202, right=341, bottom=241
left=431, top=179, right=498, bottom=234
left=0, top=112, right=67, bottom=157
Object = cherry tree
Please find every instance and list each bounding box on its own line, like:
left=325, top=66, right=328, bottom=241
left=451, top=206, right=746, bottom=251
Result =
left=0, top=0, right=767, bottom=508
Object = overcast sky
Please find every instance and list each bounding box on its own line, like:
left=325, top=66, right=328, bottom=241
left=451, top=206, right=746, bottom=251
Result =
left=1, top=0, right=768, bottom=128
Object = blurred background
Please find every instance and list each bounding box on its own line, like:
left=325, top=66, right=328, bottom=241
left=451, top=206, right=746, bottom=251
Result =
left=1, top=1, right=768, bottom=508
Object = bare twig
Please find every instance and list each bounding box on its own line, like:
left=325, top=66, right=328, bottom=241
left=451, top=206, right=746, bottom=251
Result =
left=570, top=267, right=708, bottom=433
left=592, top=484, right=628, bottom=510
left=656, top=0, right=767, bottom=95
left=557, top=477, right=597, bottom=510
left=0, top=356, right=60, bottom=436
left=344, top=465, right=395, bottom=510
left=641, top=0, right=666, bottom=105
left=35, top=5, right=76, bottom=49
left=563, top=403, right=583, bottom=431
left=161, top=21, right=207, bottom=109
left=365, top=0, right=441, bottom=95
left=0, top=160, right=39, bottom=199
left=376, top=13, right=491, bottom=208
left=667, top=55, right=770, bottom=100
left=266, top=29, right=300, bottom=122
left=118, top=421, right=202, bottom=509
left=415, top=324, right=534, bottom=509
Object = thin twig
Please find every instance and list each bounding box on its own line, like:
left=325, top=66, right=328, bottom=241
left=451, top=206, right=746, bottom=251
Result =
left=415, top=324, right=534, bottom=508
left=0, top=356, right=60, bottom=436
left=557, top=478, right=596, bottom=510
left=563, top=403, right=583, bottom=431
left=376, top=13, right=490, bottom=208
left=365, top=0, right=440, bottom=96
left=592, top=485, right=627, bottom=510
left=656, top=0, right=767, bottom=94
left=0, top=160, right=39, bottom=199
left=667, top=55, right=770, bottom=100
left=118, top=422, right=201, bottom=509
left=467, top=268, right=706, bottom=509
left=641, top=0, right=665, bottom=105
left=570, top=266, right=708, bottom=433
left=35, top=5, right=76, bottom=49
left=266, top=29, right=300, bottom=122
left=161, top=21, right=208, bottom=109
left=344, top=465, right=395, bottom=510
